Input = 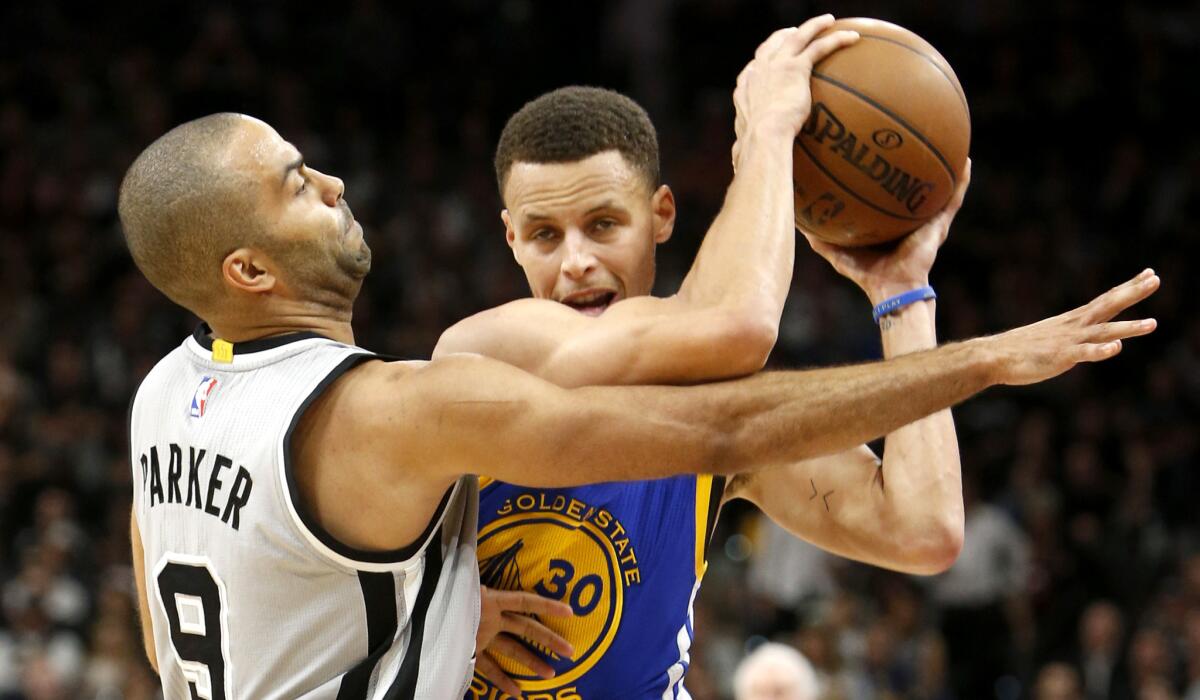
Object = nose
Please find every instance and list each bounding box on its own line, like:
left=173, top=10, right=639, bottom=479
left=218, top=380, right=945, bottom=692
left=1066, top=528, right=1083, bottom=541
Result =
left=560, top=229, right=597, bottom=281
left=310, top=167, right=344, bottom=207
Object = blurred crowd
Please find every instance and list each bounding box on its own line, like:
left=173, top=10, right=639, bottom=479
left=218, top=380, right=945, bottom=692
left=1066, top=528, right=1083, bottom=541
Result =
left=0, top=1, right=1195, bottom=698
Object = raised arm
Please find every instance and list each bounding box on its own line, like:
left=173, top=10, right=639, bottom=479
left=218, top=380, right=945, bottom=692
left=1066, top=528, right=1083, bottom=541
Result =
left=725, top=164, right=968, bottom=574
left=434, top=18, right=860, bottom=388
left=721, top=165, right=1134, bottom=576
left=724, top=296, right=962, bottom=574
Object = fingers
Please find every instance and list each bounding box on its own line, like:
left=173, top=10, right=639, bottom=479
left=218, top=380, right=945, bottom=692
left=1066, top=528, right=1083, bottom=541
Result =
left=797, top=29, right=861, bottom=67
left=1088, top=318, right=1157, bottom=343
left=925, top=158, right=971, bottom=245
left=475, top=655, right=523, bottom=698
left=756, top=26, right=802, bottom=60
left=490, top=634, right=557, bottom=680
left=1082, top=269, right=1160, bottom=323
left=757, top=15, right=847, bottom=63
left=490, top=589, right=573, bottom=618
left=1074, top=340, right=1123, bottom=364
left=801, top=230, right=836, bottom=257
left=947, top=157, right=972, bottom=214
left=788, top=14, right=837, bottom=53
left=500, top=612, right=574, bottom=659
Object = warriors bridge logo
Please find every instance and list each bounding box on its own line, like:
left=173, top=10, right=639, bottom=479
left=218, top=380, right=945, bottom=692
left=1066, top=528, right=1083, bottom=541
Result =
left=471, top=492, right=642, bottom=697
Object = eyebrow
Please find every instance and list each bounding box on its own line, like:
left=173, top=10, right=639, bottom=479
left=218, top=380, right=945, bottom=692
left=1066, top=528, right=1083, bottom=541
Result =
left=522, top=201, right=621, bottom=225
left=280, top=156, right=304, bottom=189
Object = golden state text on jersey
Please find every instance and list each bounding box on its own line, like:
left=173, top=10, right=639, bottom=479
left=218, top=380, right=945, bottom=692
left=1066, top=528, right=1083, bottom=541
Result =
left=467, top=474, right=724, bottom=700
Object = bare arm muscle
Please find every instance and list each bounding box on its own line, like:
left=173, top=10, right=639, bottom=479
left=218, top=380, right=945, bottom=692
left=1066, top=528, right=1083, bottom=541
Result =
left=130, top=510, right=158, bottom=674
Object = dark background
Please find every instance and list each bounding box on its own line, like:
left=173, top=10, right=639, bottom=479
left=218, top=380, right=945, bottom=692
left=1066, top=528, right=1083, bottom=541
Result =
left=0, top=1, right=1195, bottom=698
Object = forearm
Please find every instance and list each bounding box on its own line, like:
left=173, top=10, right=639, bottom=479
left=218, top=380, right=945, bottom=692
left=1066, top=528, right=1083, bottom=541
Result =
left=675, top=123, right=796, bottom=327
left=575, top=339, right=993, bottom=474
left=727, top=305, right=962, bottom=575
left=130, top=512, right=159, bottom=673
left=872, top=299, right=964, bottom=566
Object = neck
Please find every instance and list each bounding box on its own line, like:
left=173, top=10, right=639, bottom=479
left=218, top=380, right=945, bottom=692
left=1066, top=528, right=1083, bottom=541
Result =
left=206, top=300, right=356, bottom=346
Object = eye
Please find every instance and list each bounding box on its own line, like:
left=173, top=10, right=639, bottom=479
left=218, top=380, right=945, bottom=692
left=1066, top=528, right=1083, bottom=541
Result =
left=295, top=181, right=307, bottom=196
left=531, top=228, right=558, bottom=241
left=592, top=218, right=617, bottom=232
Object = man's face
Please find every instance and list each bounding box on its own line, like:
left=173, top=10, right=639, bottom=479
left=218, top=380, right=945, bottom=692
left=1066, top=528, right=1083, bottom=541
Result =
left=225, top=117, right=371, bottom=300
left=501, top=151, right=674, bottom=315
left=740, top=661, right=810, bottom=700
left=734, top=657, right=820, bottom=700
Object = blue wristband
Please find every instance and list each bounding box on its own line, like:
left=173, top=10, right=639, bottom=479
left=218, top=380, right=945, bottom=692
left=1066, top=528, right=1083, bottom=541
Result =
left=872, top=285, right=936, bottom=323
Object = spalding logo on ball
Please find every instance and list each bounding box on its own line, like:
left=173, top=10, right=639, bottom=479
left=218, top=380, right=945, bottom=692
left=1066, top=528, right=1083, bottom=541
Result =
left=795, top=18, right=970, bottom=246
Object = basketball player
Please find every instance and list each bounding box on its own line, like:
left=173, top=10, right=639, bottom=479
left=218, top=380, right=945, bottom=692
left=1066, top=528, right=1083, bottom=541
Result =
left=121, top=22, right=1157, bottom=700
left=432, top=18, right=1158, bottom=700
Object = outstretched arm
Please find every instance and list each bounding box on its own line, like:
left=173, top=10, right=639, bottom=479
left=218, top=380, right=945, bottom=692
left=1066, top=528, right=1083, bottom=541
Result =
left=435, top=17, right=860, bottom=388
left=307, top=268, right=1155, bottom=555
left=413, top=268, right=1155, bottom=488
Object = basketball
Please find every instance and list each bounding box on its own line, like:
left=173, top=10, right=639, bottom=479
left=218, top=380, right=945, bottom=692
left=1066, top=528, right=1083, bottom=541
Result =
left=794, top=18, right=971, bottom=246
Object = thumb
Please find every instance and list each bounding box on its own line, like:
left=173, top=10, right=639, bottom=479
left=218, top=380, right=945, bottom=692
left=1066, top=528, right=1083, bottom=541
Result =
left=801, top=229, right=839, bottom=258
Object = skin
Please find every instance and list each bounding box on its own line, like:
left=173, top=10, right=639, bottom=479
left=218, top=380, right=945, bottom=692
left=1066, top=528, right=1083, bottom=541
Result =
left=129, top=23, right=1159, bottom=696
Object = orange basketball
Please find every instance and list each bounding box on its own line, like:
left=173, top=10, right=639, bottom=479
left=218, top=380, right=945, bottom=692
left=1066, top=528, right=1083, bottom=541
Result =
left=794, top=18, right=970, bottom=246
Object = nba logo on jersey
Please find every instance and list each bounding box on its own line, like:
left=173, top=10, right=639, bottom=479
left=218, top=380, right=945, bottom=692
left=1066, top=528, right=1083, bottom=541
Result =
left=189, top=376, right=219, bottom=418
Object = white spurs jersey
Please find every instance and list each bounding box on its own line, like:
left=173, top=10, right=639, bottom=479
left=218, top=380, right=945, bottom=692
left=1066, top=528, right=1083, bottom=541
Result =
left=130, top=326, right=480, bottom=700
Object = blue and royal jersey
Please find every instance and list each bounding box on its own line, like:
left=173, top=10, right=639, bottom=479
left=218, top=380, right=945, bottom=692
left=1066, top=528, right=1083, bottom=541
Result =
left=465, top=474, right=725, bottom=700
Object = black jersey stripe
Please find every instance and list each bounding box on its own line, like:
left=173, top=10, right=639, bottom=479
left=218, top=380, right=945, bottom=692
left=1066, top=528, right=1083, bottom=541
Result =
left=382, top=535, right=445, bottom=698
left=282, top=353, right=455, bottom=565
left=336, top=572, right=400, bottom=699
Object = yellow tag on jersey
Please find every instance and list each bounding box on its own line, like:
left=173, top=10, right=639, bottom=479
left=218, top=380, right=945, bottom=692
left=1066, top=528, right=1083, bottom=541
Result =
left=212, top=339, right=234, bottom=363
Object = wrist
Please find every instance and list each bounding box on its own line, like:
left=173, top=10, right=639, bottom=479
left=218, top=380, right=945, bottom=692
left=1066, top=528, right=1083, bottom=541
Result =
left=866, top=279, right=930, bottom=307
left=878, top=299, right=937, bottom=356
left=872, top=285, right=936, bottom=325
left=742, top=117, right=800, bottom=144
left=962, top=336, right=1004, bottom=388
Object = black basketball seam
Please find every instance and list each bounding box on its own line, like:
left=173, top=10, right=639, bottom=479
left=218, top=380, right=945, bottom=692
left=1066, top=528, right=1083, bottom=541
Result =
left=851, top=33, right=970, bottom=114
left=795, top=135, right=927, bottom=223
left=811, top=71, right=959, bottom=185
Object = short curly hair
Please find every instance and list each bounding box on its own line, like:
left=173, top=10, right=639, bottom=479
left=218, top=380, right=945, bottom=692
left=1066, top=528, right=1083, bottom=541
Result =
left=494, top=86, right=660, bottom=199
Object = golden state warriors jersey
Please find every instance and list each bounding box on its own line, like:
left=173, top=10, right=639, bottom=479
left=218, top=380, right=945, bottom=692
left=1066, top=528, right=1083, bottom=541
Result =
left=466, top=475, right=725, bottom=700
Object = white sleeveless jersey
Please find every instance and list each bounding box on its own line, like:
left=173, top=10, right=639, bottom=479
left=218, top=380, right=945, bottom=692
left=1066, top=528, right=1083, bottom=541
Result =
left=130, top=327, right=480, bottom=700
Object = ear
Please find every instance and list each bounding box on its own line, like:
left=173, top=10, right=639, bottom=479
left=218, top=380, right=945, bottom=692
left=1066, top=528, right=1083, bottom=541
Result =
left=501, top=209, right=522, bottom=264
left=650, top=185, right=676, bottom=245
left=221, top=248, right=277, bottom=295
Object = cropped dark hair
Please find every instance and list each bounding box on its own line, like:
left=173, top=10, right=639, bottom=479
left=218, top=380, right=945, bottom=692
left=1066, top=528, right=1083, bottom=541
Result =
left=118, top=113, right=258, bottom=311
left=494, top=86, right=660, bottom=198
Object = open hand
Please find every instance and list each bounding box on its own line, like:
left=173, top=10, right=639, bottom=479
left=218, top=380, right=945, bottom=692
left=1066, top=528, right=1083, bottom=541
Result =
left=732, top=15, right=860, bottom=167
left=801, top=160, right=972, bottom=305
left=475, top=586, right=575, bottom=697
left=980, top=269, right=1160, bottom=386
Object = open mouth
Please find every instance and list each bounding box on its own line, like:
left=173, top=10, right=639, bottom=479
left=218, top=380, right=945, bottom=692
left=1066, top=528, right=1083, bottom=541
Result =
left=561, top=290, right=617, bottom=316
